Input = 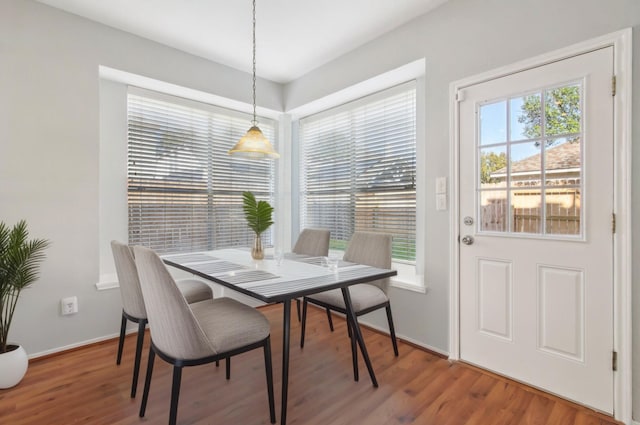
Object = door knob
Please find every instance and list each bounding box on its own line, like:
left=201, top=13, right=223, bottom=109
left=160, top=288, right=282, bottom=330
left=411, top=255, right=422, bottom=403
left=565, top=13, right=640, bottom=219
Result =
left=461, top=235, right=474, bottom=245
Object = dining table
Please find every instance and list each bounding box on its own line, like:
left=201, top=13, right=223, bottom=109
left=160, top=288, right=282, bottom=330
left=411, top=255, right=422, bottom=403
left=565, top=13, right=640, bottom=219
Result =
left=162, top=248, right=397, bottom=425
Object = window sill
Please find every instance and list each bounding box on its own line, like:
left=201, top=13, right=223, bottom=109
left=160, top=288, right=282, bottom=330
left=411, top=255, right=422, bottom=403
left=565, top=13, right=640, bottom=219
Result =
left=96, top=281, right=119, bottom=291
left=389, top=261, right=426, bottom=293
left=96, top=273, right=119, bottom=291
left=390, top=276, right=427, bottom=293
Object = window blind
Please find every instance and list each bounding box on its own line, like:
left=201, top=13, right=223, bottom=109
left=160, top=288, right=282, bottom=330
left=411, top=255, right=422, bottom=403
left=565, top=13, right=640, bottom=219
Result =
left=299, top=82, right=417, bottom=261
left=127, top=91, right=276, bottom=254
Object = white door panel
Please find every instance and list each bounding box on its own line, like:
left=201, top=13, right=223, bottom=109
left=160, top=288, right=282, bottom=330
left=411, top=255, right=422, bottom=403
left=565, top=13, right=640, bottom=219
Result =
left=476, top=258, right=512, bottom=340
left=459, top=47, right=614, bottom=413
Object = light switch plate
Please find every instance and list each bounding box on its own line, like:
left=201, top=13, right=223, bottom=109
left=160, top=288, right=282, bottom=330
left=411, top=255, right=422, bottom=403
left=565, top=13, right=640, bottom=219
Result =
left=436, top=194, right=447, bottom=211
left=435, top=177, right=447, bottom=194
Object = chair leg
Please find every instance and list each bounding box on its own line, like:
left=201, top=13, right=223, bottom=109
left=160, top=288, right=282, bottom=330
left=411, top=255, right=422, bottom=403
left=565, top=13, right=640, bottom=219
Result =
left=116, top=313, right=127, bottom=365
left=385, top=305, right=399, bottom=356
left=169, top=366, right=183, bottom=425
left=300, top=298, right=308, bottom=348
left=226, top=356, right=231, bottom=380
left=130, top=319, right=146, bottom=398
left=326, top=308, right=334, bottom=332
left=296, top=298, right=301, bottom=322
left=139, top=347, right=155, bottom=418
left=263, top=337, right=276, bottom=424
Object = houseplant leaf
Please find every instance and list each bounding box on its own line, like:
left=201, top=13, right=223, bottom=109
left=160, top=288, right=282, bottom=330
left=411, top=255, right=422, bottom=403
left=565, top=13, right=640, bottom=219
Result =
left=242, top=191, right=274, bottom=236
left=0, top=220, right=50, bottom=354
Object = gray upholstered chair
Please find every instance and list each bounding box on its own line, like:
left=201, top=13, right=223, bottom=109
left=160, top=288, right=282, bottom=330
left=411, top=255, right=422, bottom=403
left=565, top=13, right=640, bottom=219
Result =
left=133, top=246, right=276, bottom=425
left=292, top=228, right=330, bottom=321
left=300, top=232, right=399, bottom=358
left=293, top=228, right=330, bottom=257
left=111, top=240, right=213, bottom=398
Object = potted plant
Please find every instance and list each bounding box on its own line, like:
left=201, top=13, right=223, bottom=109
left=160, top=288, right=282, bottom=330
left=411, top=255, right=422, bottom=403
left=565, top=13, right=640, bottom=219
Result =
left=0, top=220, right=49, bottom=388
left=242, top=191, right=274, bottom=260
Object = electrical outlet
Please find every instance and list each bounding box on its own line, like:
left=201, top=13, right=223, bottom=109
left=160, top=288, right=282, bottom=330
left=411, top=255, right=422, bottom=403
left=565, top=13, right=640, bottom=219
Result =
left=61, top=296, right=78, bottom=315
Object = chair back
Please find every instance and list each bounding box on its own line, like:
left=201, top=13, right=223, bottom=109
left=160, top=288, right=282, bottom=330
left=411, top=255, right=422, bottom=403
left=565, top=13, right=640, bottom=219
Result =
left=133, top=246, right=214, bottom=360
left=111, top=240, right=147, bottom=319
left=343, top=232, right=393, bottom=293
left=293, top=228, right=330, bottom=257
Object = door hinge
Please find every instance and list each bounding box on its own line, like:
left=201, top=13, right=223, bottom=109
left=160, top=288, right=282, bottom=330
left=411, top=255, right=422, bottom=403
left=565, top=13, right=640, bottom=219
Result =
left=456, top=90, right=466, bottom=102
left=612, top=212, right=616, bottom=234
left=612, top=76, right=616, bottom=97
left=612, top=351, right=618, bottom=371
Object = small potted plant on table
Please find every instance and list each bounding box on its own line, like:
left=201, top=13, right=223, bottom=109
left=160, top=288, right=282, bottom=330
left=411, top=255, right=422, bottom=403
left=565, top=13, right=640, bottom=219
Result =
left=242, top=191, right=274, bottom=260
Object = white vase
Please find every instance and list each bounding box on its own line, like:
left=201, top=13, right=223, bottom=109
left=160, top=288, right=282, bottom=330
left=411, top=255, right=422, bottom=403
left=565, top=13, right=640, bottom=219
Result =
left=0, top=344, right=29, bottom=389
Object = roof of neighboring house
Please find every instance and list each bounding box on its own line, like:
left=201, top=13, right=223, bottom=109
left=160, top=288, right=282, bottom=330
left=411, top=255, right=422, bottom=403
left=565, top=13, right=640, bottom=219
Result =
left=492, top=140, right=580, bottom=176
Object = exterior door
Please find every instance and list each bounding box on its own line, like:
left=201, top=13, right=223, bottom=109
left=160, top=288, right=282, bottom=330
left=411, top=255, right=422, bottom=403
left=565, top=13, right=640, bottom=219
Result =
left=458, top=47, right=614, bottom=413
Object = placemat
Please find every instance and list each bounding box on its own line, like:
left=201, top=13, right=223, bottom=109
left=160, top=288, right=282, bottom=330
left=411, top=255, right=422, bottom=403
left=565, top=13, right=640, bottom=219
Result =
left=222, top=270, right=279, bottom=284
left=163, top=253, right=218, bottom=264
left=190, top=261, right=247, bottom=275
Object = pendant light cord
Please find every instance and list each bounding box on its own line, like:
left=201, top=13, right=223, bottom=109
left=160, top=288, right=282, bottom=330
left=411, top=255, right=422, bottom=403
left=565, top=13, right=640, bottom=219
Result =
left=252, top=0, right=257, bottom=126
left=228, top=0, right=279, bottom=158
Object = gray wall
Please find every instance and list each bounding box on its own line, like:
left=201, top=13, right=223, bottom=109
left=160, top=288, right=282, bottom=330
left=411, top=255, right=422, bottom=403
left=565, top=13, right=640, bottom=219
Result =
left=0, top=0, right=282, bottom=355
left=2, top=0, right=639, bottom=420
left=285, top=0, right=640, bottom=419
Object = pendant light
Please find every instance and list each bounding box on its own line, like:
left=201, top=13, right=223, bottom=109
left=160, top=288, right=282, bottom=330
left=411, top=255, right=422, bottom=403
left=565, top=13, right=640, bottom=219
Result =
left=229, top=0, right=279, bottom=159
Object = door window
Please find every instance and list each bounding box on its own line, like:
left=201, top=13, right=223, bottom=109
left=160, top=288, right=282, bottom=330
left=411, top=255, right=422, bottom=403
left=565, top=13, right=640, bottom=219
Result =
left=477, top=83, right=583, bottom=237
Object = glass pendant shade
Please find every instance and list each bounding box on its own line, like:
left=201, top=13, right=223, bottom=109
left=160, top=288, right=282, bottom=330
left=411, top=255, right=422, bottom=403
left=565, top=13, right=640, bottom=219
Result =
left=229, top=0, right=279, bottom=160
left=229, top=125, right=280, bottom=159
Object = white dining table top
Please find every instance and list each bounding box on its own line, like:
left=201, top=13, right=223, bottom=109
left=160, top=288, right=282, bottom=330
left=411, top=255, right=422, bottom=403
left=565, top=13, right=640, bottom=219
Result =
left=162, top=248, right=396, bottom=303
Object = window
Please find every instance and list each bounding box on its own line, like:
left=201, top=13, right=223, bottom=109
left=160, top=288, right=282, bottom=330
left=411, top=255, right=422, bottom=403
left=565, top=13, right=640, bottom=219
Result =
left=127, top=89, right=276, bottom=254
left=298, top=82, right=416, bottom=261
left=478, top=82, right=582, bottom=237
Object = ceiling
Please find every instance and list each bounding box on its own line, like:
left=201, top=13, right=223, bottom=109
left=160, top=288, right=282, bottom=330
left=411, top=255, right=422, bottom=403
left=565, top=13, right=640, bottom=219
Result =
left=36, top=0, right=447, bottom=83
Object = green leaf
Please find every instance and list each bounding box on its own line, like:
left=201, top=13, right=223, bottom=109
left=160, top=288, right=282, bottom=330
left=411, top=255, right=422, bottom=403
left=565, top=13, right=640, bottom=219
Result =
left=242, top=191, right=274, bottom=236
left=0, top=220, right=49, bottom=353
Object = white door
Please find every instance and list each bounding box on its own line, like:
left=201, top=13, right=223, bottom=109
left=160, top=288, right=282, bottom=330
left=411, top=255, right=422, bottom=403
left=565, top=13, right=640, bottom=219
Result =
left=458, top=47, right=614, bottom=413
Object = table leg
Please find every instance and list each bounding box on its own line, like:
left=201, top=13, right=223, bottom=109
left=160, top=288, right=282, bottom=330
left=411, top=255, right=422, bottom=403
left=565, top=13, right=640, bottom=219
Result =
left=347, top=317, right=359, bottom=381
left=280, top=299, right=291, bottom=425
left=341, top=287, right=378, bottom=387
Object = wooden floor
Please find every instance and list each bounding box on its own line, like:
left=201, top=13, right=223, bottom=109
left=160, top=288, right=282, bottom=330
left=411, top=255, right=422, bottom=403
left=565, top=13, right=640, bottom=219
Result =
left=0, top=304, right=620, bottom=425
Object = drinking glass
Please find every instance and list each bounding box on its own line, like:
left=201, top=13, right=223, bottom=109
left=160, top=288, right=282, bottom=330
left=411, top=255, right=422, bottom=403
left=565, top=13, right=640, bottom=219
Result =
left=274, top=249, right=284, bottom=266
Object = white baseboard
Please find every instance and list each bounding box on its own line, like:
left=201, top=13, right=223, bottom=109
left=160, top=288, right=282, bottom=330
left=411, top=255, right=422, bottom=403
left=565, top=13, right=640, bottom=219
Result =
left=358, top=319, right=449, bottom=357
left=303, top=302, right=449, bottom=357
left=30, top=304, right=451, bottom=361
left=28, top=328, right=136, bottom=360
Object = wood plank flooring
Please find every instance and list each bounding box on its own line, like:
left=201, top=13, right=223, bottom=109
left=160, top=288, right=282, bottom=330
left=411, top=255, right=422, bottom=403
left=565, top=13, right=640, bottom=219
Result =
left=0, top=304, right=620, bottom=425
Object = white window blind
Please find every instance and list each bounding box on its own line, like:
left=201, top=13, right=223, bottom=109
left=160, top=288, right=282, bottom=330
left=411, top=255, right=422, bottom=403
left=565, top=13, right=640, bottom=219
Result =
left=127, top=90, right=276, bottom=254
left=299, top=82, right=416, bottom=261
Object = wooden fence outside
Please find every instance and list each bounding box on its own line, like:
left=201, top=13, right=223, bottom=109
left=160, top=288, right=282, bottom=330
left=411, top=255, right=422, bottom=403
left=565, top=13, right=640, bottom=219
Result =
left=480, top=189, right=581, bottom=235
